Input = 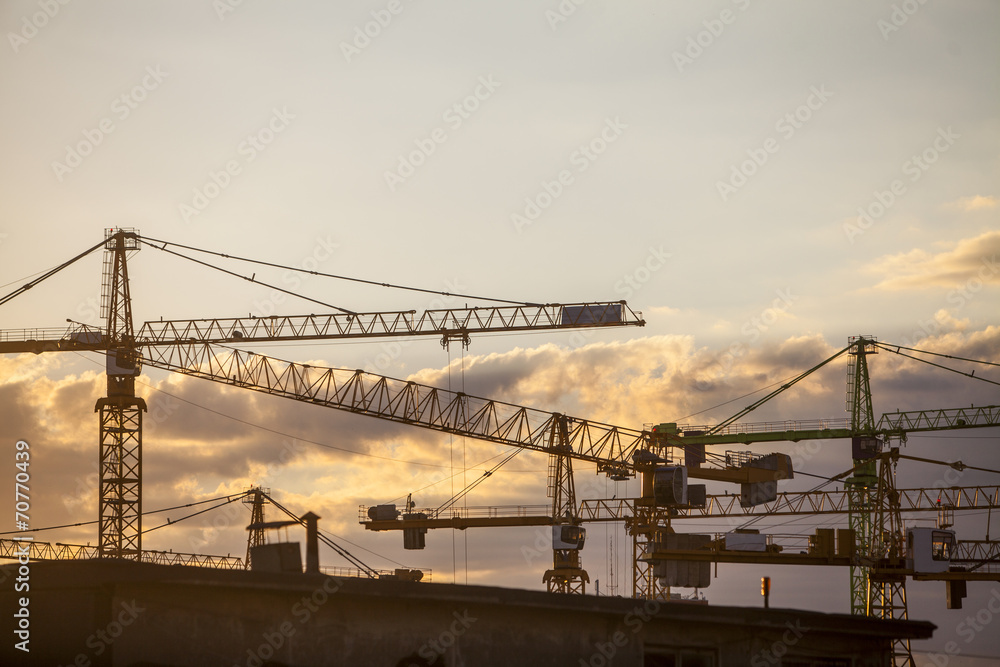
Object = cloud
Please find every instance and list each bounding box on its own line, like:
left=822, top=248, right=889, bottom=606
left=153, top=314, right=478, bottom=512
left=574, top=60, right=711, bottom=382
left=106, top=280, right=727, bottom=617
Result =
left=948, top=195, right=998, bottom=212
left=2, top=327, right=997, bottom=592
left=869, top=230, right=1000, bottom=290
left=710, top=319, right=732, bottom=332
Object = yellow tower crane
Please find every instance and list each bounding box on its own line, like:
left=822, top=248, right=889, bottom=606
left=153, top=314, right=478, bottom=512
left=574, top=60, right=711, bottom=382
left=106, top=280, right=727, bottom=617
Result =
left=0, top=228, right=644, bottom=561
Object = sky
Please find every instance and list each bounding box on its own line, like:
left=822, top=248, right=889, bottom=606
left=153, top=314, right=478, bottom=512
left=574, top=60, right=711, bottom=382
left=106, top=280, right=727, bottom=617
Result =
left=0, top=0, right=998, bottom=658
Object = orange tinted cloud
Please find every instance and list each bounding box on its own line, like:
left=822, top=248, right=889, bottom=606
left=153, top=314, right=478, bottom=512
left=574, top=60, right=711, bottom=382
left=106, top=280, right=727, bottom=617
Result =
left=949, top=195, right=998, bottom=211
left=869, top=231, right=1000, bottom=290
left=1, top=327, right=997, bottom=571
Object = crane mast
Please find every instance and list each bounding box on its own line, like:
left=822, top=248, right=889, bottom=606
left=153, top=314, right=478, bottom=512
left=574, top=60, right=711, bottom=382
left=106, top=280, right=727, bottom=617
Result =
left=845, top=336, right=879, bottom=616
left=543, top=416, right=589, bottom=594
left=96, top=229, right=146, bottom=558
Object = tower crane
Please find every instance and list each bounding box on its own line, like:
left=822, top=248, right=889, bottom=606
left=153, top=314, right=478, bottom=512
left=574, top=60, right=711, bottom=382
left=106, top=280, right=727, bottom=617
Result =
left=0, top=228, right=645, bottom=561
left=646, top=338, right=998, bottom=612
left=355, top=333, right=998, bottom=665
left=596, top=338, right=997, bottom=667
left=3, top=229, right=995, bottom=664
left=0, top=229, right=799, bottom=594
left=363, top=401, right=999, bottom=590
left=69, top=236, right=986, bottom=636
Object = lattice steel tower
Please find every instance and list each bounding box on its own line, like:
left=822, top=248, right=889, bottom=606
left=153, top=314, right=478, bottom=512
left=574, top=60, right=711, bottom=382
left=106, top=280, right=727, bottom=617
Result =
left=96, top=229, right=146, bottom=558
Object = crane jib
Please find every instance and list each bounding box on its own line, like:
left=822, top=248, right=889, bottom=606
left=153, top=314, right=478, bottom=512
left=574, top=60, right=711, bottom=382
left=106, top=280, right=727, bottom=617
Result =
left=0, top=302, right=644, bottom=352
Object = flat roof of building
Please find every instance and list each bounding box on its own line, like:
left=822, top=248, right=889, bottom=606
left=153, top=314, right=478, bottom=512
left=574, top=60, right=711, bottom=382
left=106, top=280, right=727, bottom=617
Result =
left=4, top=559, right=935, bottom=641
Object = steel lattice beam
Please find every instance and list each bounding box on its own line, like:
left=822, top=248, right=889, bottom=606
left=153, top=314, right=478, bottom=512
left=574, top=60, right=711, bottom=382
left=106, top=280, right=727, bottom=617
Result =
left=0, top=302, right=644, bottom=354
left=576, top=486, right=1000, bottom=521
left=139, top=342, right=649, bottom=468
left=97, top=399, right=145, bottom=558
left=0, top=538, right=244, bottom=569
left=878, top=405, right=1000, bottom=433
left=98, top=230, right=146, bottom=560
left=136, top=302, right=644, bottom=346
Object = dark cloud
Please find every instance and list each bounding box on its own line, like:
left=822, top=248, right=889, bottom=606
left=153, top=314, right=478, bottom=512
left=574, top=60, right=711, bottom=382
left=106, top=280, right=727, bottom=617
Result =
left=0, top=382, right=44, bottom=439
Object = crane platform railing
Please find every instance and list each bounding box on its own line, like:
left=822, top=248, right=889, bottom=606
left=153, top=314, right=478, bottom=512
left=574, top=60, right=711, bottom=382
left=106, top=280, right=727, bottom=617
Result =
left=0, top=326, right=85, bottom=343
left=363, top=487, right=1000, bottom=527
left=681, top=418, right=851, bottom=437
left=320, top=566, right=433, bottom=581
left=140, top=549, right=245, bottom=569
left=0, top=538, right=245, bottom=569
left=359, top=504, right=551, bottom=523
left=0, top=538, right=436, bottom=578
left=952, top=541, right=1000, bottom=574
left=662, top=405, right=999, bottom=447
left=642, top=533, right=1000, bottom=571
left=0, top=321, right=105, bottom=352
left=578, top=486, right=1000, bottom=521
